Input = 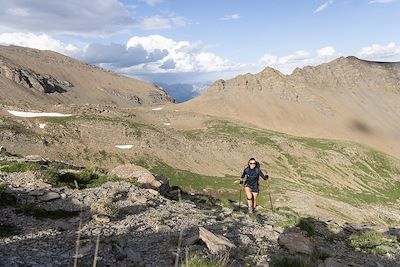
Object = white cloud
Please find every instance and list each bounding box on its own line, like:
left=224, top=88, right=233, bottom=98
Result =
left=220, top=14, right=242, bottom=21
left=138, top=15, right=187, bottom=30
left=123, top=35, right=244, bottom=74
left=358, top=42, right=400, bottom=61
left=140, top=0, right=163, bottom=6
left=260, top=54, right=278, bottom=65
left=369, top=0, right=396, bottom=3
left=0, top=32, right=79, bottom=55
left=279, top=50, right=312, bottom=64
left=314, top=0, right=334, bottom=13
left=82, top=43, right=168, bottom=67
left=0, top=0, right=135, bottom=36
left=317, top=46, right=335, bottom=57
left=259, top=46, right=338, bottom=74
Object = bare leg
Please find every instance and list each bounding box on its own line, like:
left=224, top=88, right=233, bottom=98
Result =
left=252, top=192, right=259, bottom=209
left=244, top=187, right=253, bottom=213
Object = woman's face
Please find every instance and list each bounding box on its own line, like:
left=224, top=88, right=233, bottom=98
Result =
left=249, top=160, right=257, bottom=169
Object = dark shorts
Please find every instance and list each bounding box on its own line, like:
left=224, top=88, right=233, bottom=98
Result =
left=245, top=183, right=259, bottom=193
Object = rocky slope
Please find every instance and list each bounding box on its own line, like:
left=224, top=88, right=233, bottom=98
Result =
left=0, top=45, right=174, bottom=108
left=1, top=154, right=399, bottom=267
left=1, top=104, right=400, bottom=225
left=179, top=56, right=400, bottom=159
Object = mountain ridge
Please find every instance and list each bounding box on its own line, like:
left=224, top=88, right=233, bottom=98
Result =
left=0, top=45, right=174, bottom=108
left=179, top=56, right=400, bottom=159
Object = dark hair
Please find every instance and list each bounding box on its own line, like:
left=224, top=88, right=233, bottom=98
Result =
left=248, top=157, right=258, bottom=168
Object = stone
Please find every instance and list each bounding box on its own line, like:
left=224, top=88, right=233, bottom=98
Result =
left=278, top=232, right=314, bottom=255
left=24, top=155, right=45, bottom=162
left=92, top=214, right=111, bottom=223
left=38, top=192, right=60, bottom=202
left=147, top=189, right=160, bottom=196
left=155, top=225, right=171, bottom=232
left=198, top=227, right=236, bottom=254
left=111, top=164, right=169, bottom=193
left=28, top=189, right=46, bottom=196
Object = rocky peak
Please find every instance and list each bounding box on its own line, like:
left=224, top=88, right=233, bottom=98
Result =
left=0, top=58, right=73, bottom=94
left=258, top=66, right=284, bottom=77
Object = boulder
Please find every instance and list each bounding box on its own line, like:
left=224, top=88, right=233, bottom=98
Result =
left=198, top=227, right=236, bottom=254
left=38, top=192, right=60, bottom=202
left=29, top=189, right=46, bottom=196
left=24, top=155, right=45, bottom=162
left=92, top=214, right=111, bottom=223
left=278, top=232, right=314, bottom=255
left=147, top=189, right=160, bottom=196
left=111, top=164, right=169, bottom=194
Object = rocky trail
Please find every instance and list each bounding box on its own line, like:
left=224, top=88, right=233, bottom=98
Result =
left=1, top=153, right=399, bottom=267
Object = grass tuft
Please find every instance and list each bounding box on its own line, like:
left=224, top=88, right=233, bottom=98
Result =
left=42, top=168, right=120, bottom=189
left=297, top=217, right=316, bottom=237
left=0, top=161, right=41, bottom=173
left=348, top=230, right=396, bottom=255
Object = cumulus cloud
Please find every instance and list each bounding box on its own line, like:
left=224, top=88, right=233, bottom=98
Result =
left=160, top=59, right=176, bottom=70
left=259, top=54, right=278, bottom=65
left=279, top=50, right=312, bottom=64
left=82, top=43, right=168, bottom=68
left=123, top=35, right=244, bottom=74
left=0, top=32, right=79, bottom=55
left=138, top=15, right=187, bottom=30
left=0, top=0, right=135, bottom=35
left=220, top=14, right=242, bottom=21
left=260, top=46, right=338, bottom=74
left=317, top=46, right=336, bottom=57
left=358, top=42, right=400, bottom=61
left=314, top=0, right=334, bottom=13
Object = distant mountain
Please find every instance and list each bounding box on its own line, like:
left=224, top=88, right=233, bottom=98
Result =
left=0, top=45, right=173, bottom=108
left=154, top=82, right=211, bottom=103
left=180, top=56, right=400, bottom=158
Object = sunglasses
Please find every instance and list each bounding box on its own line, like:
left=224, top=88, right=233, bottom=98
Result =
left=249, top=162, right=256, bottom=165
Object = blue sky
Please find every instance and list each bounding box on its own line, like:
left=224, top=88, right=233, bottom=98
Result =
left=0, top=0, right=399, bottom=83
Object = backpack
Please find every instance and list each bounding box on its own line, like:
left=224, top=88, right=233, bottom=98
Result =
left=244, top=161, right=261, bottom=176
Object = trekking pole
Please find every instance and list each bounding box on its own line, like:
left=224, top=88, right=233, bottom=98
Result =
left=266, top=179, right=274, bottom=212
left=239, top=182, right=242, bottom=211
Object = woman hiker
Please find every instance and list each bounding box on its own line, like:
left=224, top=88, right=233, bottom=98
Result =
left=240, top=157, right=268, bottom=214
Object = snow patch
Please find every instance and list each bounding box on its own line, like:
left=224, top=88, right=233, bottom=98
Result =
left=163, top=122, right=171, bottom=126
left=39, top=123, right=46, bottom=129
left=8, top=110, right=72, bottom=117
left=115, top=145, right=133, bottom=149
left=152, top=107, right=163, bottom=111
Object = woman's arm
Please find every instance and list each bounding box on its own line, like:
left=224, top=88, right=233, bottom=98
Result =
left=241, top=168, right=247, bottom=179
left=259, top=169, right=269, bottom=180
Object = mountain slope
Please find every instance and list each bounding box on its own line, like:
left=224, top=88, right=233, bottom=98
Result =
left=179, top=56, right=400, bottom=158
left=0, top=45, right=173, bottom=107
